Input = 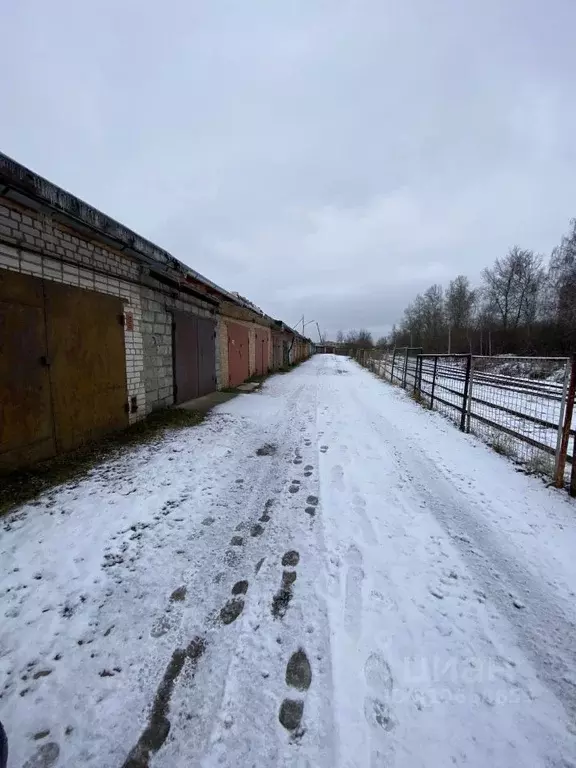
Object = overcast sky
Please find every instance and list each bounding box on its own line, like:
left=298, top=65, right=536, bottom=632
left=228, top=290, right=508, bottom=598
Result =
left=3, top=1, right=576, bottom=341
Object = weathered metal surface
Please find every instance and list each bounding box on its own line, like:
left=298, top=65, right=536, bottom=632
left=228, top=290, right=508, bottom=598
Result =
left=272, top=333, right=284, bottom=370
left=254, top=328, right=269, bottom=376
left=173, top=312, right=217, bottom=402
left=43, top=281, right=128, bottom=452
left=262, top=333, right=270, bottom=374
left=173, top=311, right=200, bottom=403
left=0, top=270, right=55, bottom=470
left=197, top=316, right=216, bottom=397
left=227, top=322, right=250, bottom=388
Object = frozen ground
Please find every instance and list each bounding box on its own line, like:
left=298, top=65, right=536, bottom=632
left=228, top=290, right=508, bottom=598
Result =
left=1, top=354, right=576, bottom=768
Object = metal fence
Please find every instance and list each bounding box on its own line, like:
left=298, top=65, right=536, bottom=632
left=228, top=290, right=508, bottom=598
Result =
left=358, top=348, right=576, bottom=493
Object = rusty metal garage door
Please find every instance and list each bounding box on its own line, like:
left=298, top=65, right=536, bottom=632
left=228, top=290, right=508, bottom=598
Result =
left=197, top=316, right=217, bottom=397
left=227, top=322, right=249, bottom=388
left=43, top=281, right=128, bottom=452
left=0, top=270, right=55, bottom=470
left=173, top=312, right=216, bottom=403
left=272, top=333, right=283, bottom=370
left=262, top=332, right=269, bottom=374
left=173, top=312, right=200, bottom=403
left=254, top=328, right=269, bottom=376
left=0, top=269, right=129, bottom=471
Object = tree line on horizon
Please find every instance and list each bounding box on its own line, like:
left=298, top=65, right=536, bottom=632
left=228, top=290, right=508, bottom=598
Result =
left=336, top=218, right=576, bottom=356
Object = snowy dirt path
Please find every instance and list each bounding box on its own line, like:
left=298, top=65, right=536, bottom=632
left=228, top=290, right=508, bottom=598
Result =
left=1, top=354, right=576, bottom=767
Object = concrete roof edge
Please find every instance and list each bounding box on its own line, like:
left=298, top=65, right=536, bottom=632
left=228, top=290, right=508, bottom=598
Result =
left=0, top=152, right=237, bottom=303
left=0, top=153, right=309, bottom=335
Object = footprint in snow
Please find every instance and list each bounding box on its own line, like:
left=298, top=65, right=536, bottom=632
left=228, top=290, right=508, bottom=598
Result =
left=363, top=650, right=397, bottom=756
left=279, top=649, right=312, bottom=733
left=232, top=580, right=248, bottom=595
left=331, top=464, right=345, bottom=492
left=23, top=741, right=60, bottom=768
left=282, top=551, right=300, bottom=567
left=279, top=699, right=304, bottom=732
left=220, top=598, right=244, bottom=625
left=344, top=545, right=364, bottom=641
left=285, top=648, right=312, bottom=691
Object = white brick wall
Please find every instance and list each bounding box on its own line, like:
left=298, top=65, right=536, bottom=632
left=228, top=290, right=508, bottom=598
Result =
left=1, top=196, right=223, bottom=421
left=0, top=239, right=146, bottom=424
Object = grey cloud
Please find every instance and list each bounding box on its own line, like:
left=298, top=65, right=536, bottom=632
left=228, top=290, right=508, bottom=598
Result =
left=2, top=0, right=575, bottom=341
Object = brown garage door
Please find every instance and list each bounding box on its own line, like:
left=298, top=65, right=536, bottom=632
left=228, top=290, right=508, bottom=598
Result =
left=227, top=322, right=250, bottom=387
left=173, top=312, right=216, bottom=403
left=197, top=316, right=217, bottom=397
left=0, top=270, right=55, bottom=470
left=254, top=328, right=269, bottom=376
left=0, top=268, right=129, bottom=471
left=44, top=281, right=128, bottom=452
left=272, top=333, right=283, bottom=370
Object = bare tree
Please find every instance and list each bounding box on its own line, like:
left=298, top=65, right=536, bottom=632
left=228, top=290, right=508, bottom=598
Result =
left=546, top=219, right=576, bottom=328
left=356, top=329, right=374, bottom=348
left=421, top=284, right=446, bottom=348
left=481, top=247, right=544, bottom=330
left=343, top=329, right=374, bottom=349
left=345, top=329, right=359, bottom=345
left=400, top=295, right=425, bottom=346
left=445, top=275, right=476, bottom=330
left=336, top=330, right=344, bottom=344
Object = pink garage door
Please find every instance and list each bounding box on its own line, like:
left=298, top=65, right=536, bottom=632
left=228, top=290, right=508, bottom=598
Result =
left=227, top=322, right=250, bottom=387
left=254, top=328, right=269, bottom=376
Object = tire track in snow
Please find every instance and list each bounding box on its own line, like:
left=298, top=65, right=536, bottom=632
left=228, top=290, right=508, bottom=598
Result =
left=349, top=379, right=576, bottom=725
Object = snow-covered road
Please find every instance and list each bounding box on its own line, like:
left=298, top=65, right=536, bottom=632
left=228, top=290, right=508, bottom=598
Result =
left=2, top=354, right=576, bottom=767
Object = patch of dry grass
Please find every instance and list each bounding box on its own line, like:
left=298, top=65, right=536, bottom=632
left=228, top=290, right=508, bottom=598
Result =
left=0, top=408, right=205, bottom=516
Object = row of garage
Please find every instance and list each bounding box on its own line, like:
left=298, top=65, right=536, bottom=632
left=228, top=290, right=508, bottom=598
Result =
left=0, top=152, right=313, bottom=472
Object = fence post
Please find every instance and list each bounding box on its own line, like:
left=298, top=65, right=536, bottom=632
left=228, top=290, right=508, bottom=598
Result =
left=413, top=355, right=421, bottom=396
left=571, top=440, right=576, bottom=497
left=391, top=348, right=397, bottom=383
left=460, top=354, right=472, bottom=432
left=430, top=356, right=438, bottom=409
left=466, top=356, right=475, bottom=433
left=418, top=351, right=424, bottom=392
left=555, top=356, right=576, bottom=488
left=402, top=348, right=409, bottom=389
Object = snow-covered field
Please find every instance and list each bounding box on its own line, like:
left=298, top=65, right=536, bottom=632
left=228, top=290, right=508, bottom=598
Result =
left=2, top=354, right=576, bottom=767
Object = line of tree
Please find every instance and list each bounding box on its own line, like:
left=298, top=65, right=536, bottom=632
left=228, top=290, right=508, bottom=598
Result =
left=335, top=329, right=375, bottom=349
left=338, top=218, right=576, bottom=356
